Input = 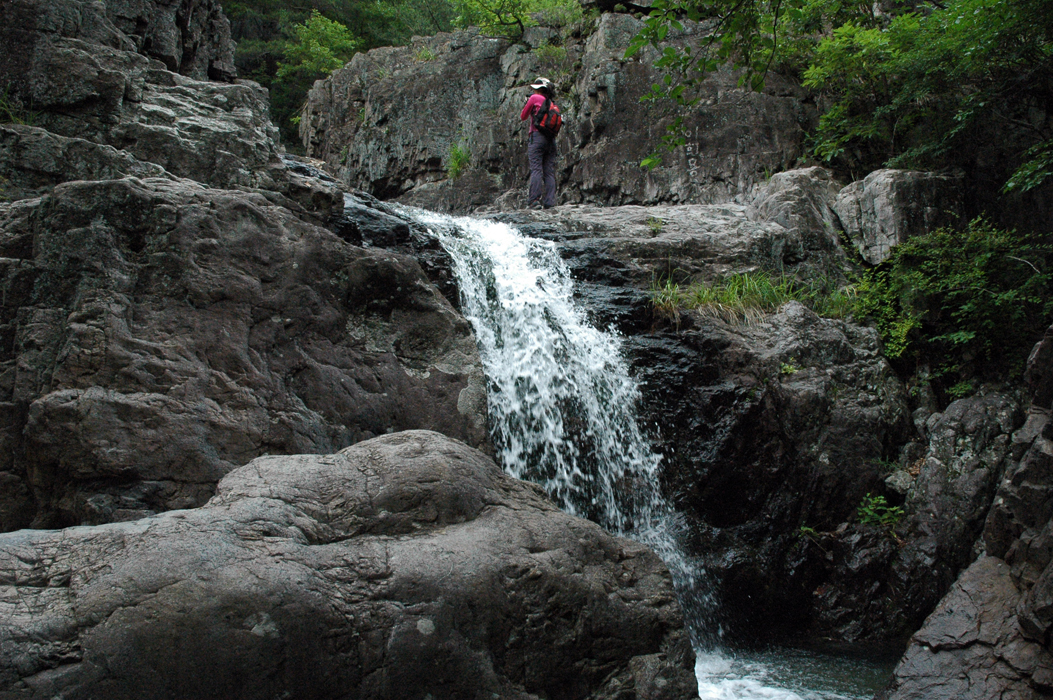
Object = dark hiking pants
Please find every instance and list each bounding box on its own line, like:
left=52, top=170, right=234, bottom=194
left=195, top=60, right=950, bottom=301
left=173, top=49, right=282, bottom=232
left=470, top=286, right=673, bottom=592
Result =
left=527, top=131, right=557, bottom=208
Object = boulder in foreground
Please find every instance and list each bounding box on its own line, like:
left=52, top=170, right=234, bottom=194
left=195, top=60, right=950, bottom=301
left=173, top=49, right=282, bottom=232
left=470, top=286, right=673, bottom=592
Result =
left=0, top=430, right=697, bottom=700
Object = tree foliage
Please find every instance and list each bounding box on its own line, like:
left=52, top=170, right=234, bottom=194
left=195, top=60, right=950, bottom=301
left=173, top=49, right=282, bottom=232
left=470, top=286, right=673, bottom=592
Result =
left=277, top=10, right=358, bottom=82
left=452, top=0, right=582, bottom=37
left=221, top=0, right=456, bottom=146
left=853, top=218, right=1053, bottom=399
left=628, top=0, right=1053, bottom=191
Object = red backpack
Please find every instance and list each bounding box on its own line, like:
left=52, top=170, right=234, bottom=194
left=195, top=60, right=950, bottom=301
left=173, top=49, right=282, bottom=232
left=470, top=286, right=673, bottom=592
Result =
left=533, top=98, right=562, bottom=138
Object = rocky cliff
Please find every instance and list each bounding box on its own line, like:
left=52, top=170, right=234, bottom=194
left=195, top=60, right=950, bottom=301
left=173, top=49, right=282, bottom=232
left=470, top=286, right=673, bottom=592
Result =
left=301, top=15, right=815, bottom=211
left=4, top=1, right=1053, bottom=697
left=0, top=0, right=493, bottom=531
left=0, top=2, right=702, bottom=697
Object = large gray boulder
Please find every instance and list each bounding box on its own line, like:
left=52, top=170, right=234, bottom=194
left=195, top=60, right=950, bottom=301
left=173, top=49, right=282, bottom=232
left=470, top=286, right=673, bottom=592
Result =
left=833, top=169, right=962, bottom=264
left=301, top=15, right=814, bottom=211
left=0, top=176, right=488, bottom=531
left=747, top=166, right=848, bottom=276
left=0, top=430, right=698, bottom=700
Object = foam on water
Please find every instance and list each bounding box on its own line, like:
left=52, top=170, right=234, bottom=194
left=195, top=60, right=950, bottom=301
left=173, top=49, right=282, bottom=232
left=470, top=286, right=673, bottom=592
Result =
left=405, top=207, right=874, bottom=698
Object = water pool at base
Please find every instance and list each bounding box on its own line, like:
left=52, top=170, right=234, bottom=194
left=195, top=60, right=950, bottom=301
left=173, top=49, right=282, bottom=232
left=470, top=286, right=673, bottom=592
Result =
left=695, top=647, right=896, bottom=699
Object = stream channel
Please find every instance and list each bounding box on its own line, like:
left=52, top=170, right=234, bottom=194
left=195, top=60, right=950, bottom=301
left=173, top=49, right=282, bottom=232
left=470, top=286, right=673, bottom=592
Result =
left=404, top=206, right=895, bottom=699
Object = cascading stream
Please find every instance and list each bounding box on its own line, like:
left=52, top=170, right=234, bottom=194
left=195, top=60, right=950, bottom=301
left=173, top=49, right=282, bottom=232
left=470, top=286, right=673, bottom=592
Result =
left=403, top=206, right=878, bottom=700
left=406, top=207, right=714, bottom=632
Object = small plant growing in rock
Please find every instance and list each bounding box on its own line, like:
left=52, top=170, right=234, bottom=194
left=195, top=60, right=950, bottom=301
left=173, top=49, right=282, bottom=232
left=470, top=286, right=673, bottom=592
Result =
left=646, top=216, right=665, bottom=235
left=414, top=46, right=437, bottom=62
left=0, top=89, right=36, bottom=125
left=779, top=359, right=800, bottom=375
left=947, top=380, right=975, bottom=400
left=857, top=493, right=904, bottom=529
left=649, top=276, right=682, bottom=328
left=447, top=143, right=471, bottom=180
left=534, top=44, right=568, bottom=82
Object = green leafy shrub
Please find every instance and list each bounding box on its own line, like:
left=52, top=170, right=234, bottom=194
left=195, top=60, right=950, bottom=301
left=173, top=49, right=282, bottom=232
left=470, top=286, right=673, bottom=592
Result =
left=453, top=0, right=580, bottom=37
left=533, top=44, right=571, bottom=82
left=446, top=142, right=471, bottom=179
left=853, top=217, right=1053, bottom=398
left=857, top=493, right=904, bottom=529
left=277, top=10, right=359, bottom=81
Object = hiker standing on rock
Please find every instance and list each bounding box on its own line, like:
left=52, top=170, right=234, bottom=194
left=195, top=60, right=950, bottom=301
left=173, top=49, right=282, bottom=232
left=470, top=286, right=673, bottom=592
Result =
left=520, top=77, right=562, bottom=209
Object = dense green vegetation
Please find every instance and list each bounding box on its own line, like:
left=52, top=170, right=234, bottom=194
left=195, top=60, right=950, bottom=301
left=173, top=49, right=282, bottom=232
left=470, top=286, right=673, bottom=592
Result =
left=223, top=0, right=457, bottom=144
left=628, top=0, right=1053, bottom=192
left=854, top=218, right=1053, bottom=400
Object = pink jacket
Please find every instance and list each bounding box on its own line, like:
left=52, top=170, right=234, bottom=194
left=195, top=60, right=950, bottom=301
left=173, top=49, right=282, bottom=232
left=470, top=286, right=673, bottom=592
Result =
left=520, top=93, right=548, bottom=134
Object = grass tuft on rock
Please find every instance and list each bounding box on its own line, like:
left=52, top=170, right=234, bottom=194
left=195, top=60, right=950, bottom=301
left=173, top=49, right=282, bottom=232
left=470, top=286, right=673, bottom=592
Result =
left=651, top=271, right=856, bottom=325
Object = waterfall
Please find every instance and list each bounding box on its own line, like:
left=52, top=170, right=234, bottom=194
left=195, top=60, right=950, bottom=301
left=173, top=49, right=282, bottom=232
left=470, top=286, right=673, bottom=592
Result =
left=402, top=207, right=876, bottom=700
left=406, top=207, right=715, bottom=637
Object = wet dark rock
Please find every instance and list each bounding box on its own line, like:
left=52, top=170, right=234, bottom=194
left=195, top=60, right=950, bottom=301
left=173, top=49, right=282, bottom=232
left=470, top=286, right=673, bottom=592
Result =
left=881, top=557, right=1053, bottom=700
left=0, top=430, right=697, bottom=700
left=881, top=323, right=1053, bottom=699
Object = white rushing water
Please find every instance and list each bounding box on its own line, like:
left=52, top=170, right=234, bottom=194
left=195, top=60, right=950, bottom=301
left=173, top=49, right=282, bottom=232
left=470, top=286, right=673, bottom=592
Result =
left=405, top=208, right=881, bottom=699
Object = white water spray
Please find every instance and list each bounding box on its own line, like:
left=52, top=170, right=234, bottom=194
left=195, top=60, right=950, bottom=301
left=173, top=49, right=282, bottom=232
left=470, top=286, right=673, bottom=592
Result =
left=405, top=207, right=858, bottom=699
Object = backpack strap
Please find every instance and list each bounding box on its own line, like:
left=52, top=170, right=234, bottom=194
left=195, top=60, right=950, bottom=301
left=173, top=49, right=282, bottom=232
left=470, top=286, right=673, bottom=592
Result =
left=533, top=97, right=550, bottom=128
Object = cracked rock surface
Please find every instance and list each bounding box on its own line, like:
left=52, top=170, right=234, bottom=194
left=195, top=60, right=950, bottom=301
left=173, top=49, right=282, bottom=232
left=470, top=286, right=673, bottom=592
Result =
left=0, top=176, right=489, bottom=530
left=0, top=430, right=696, bottom=700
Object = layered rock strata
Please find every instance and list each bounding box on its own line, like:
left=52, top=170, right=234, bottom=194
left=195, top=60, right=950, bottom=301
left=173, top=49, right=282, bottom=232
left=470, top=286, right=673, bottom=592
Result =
left=0, top=430, right=698, bottom=700
left=0, top=0, right=490, bottom=531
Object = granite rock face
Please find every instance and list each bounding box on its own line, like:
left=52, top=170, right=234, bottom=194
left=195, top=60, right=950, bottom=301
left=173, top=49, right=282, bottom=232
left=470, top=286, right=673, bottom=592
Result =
left=0, top=176, right=488, bottom=531
left=301, top=14, right=815, bottom=211
left=0, top=430, right=697, bottom=700
left=833, top=169, right=963, bottom=264
left=881, top=323, right=1053, bottom=699
left=0, top=0, right=339, bottom=213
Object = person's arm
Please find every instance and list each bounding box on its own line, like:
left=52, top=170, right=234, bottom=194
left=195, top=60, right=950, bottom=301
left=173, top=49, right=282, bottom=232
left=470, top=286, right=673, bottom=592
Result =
left=520, top=94, right=543, bottom=121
